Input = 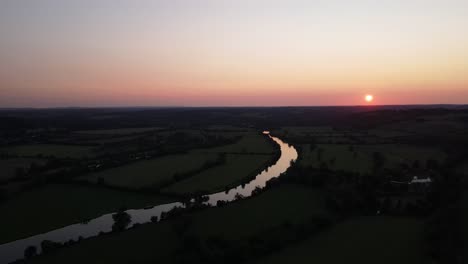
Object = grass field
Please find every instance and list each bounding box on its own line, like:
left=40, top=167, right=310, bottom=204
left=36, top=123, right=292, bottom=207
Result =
left=80, top=152, right=219, bottom=189
left=30, top=184, right=328, bottom=264
left=0, top=158, right=46, bottom=182
left=254, top=216, right=428, bottom=264
left=196, top=134, right=275, bottom=154
left=188, top=184, right=328, bottom=239
left=162, top=154, right=274, bottom=194
left=0, top=184, right=170, bottom=244
left=0, top=144, right=94, bottom=159
left=75, top=127, right=162, bottom=135
left=299, top=144, right=446, bottom=174
left=80, top=133, right=274, bottom=190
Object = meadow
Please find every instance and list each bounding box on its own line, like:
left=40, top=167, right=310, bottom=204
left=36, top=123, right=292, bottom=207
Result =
left=162, top=154, right=274, bottom=194
left=29, top=184, right=328, bottom=264
left=75, top=127, right=162, bottom=135
left=298, top=143, right=446, bottom=174
left=254, top=216, right=428, bottom=264
left=79, top=133, right=275, bottom=191
left=79, top=152, right=219, bottom=189
left=0, top=184, right=171, bottom=244
left=196, top=134, right=276, bottom=154
left=0, top=145, right=94, bottom=159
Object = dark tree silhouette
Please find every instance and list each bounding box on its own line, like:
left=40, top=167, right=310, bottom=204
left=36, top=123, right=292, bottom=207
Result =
left=24, top=245, right=37, bottom=259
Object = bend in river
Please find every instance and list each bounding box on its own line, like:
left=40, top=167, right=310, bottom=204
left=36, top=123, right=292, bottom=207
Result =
left=0, top=134, right=298, bottom=264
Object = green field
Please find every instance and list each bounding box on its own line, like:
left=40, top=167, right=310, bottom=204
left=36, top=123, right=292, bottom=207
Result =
left=0, top=184, right=170, bottom=244
left=188, top=184, right=328, bottom=239
left=254, top=216, right=428, bottom=264
left=162, top=154, right=274, bottom=194
left=196, top=134, right=275, bottom=154
left=0, top=144, right=94, bottom=159
left=31, top=184, right=328, bottom=264
left=299, top=144, right=446, bottom=174
left=75, top=127, right=162, bottom=135
left=80, top=152, right=219, bottom=189
left=80, top=133, right=275, bottom=190
left=0, top=158, right=46, bottom=181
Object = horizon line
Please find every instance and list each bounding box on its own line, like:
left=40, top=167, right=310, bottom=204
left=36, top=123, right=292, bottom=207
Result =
left=1, top=103, right=468, bottom=110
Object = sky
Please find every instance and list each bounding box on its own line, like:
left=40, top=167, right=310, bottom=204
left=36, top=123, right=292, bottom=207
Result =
left=1, top=0, right=468, bottom=107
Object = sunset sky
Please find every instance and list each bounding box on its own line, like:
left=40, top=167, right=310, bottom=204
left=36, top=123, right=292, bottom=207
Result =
left=1, top=0, right=468, bottom=107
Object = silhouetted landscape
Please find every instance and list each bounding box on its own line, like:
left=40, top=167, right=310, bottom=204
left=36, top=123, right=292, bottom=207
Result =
left=2, top=1, right=468, bottom=263
left=0, top=106, right=467, bottom=263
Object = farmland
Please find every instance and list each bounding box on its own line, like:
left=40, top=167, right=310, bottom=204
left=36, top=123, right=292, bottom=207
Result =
left=0, top=144, right=94, bottom=159
left=254, top=216, right=428, bottom=264
left=29, top=184, right=329, bottom=264
left=0, top=107, right=466, bottom=264
left=0, top=184, right=171, bottom=244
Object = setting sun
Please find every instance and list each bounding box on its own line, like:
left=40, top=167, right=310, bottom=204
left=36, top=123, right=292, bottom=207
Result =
left=365, top=95, right=374, bottom=103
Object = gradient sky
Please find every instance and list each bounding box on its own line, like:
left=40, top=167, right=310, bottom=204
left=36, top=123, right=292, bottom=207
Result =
left=1, top=0, right=468, bottom=107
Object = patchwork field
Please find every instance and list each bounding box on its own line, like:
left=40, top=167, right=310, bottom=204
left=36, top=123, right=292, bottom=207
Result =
left=80, top=133, right=275, bottom=190
left=254, top=216, right=428, bottom=264
left=30, top=184, right=328, bottom=264
left=196, top=134, right=275, bottom=154
left=75, top=127, right=162, bottom=135
left=0, top=144, right=94, bottom=159
left=299, top=144, right=446, bottom=174
left=0, top=184, right=171, bottom=244
left=79, top=152, right=219, bottom=189
left=162, top=154, right=274, bottom=194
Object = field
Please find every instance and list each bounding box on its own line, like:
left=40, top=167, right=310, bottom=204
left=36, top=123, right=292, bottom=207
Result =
left=196, top=134, right=275, bottom=154
left=0, top=144, right=94, bottom=159
left=162, top=154, right=274, bottom=194
left=0, top=184, right=170, bottom=244
left=79, top=152, right=219, bottom=189
left=75, top=127, right=162, bottom=135
left=299, top=143, right=446, bottom=174
left=80, top=133, right=275, bottom=190
left=0, top=158, right=46, bottom=182
left=0, top=107, right=465, bottom=264
left=254, top=216, right=428, bottom=264
left=30, top=184, right=328, bottom=264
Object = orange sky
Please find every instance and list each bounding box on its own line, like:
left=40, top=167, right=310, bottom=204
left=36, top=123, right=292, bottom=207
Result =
left=1, top=1, right=468, bottom=107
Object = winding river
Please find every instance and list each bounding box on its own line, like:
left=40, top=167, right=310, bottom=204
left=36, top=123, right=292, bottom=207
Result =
left=0, top=134, right=297, bottom=263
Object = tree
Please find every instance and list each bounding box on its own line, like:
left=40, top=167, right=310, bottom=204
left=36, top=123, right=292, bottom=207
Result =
left=112, top=210, right=132, bottom=232
left=41, top=240, right=62, bottom=254
left=24, top=245, right=37, bottom=259
left=251, top=186, right=262, bottom=196
left=150, top=216, right=158, bottom=223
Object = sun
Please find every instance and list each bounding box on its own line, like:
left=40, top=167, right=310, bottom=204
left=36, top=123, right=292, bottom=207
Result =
left=365, top=94, right=374, bottom=103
